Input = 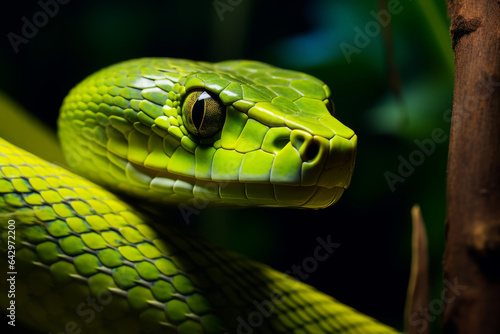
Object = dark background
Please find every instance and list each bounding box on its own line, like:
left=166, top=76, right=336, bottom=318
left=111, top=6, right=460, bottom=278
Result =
left=1, top=0, right=453, bottom=332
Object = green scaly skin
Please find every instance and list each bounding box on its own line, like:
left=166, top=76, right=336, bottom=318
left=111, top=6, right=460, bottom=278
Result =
left=0, top=58, right=397, bottom=333
left=58, top=58, right=357, bottom=208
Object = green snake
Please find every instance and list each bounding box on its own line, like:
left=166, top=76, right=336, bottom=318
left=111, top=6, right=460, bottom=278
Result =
left=0, top=58, right=398, bottom=333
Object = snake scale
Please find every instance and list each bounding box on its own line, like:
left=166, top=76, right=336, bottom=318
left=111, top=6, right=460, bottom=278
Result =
left=0, top=58, right=398, bottom=333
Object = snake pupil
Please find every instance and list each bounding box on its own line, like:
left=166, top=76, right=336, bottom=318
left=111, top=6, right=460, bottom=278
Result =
left=192, top=98, right=205, bottom=130
left=182, top=90, right=225, bottom=138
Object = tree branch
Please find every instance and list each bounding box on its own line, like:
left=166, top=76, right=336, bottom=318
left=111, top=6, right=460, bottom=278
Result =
left=443, top=0, right=500, bottom=333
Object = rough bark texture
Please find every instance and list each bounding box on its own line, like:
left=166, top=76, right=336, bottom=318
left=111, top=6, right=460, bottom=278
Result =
left=443, top=1, right=500, bottom=333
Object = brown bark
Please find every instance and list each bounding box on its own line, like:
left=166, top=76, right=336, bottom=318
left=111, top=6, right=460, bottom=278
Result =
left=443, top=1, right=500, bottom=333
left=406, top=205, right=429, bottom=334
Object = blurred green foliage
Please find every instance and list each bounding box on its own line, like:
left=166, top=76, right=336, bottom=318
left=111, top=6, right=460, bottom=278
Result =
left=0, top=0, right=453, bottom=331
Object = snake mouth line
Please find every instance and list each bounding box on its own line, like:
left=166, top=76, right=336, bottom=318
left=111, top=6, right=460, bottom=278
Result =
left=98, top=160, right=347, bottom=209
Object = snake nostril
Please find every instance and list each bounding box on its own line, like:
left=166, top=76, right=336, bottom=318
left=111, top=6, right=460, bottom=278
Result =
left=305, top=142, right=320, bottom=161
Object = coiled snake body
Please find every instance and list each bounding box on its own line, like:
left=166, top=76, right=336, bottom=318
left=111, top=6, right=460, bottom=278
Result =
left=0, top=58, right=397, bottom=333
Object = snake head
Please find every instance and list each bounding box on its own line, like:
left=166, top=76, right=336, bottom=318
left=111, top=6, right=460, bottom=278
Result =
left=59, top=58, right=356, bottom=209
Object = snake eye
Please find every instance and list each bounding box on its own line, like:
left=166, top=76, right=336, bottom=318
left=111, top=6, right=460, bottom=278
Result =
left=182, top=90, right=225, bottom=138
